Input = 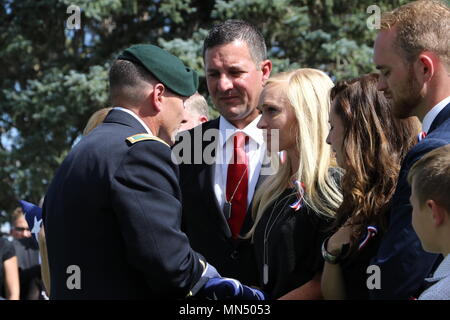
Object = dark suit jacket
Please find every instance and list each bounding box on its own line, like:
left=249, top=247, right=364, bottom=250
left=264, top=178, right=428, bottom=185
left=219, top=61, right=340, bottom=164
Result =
left=370, top=102, right=450, bottom=299
left=43, top=109, right=205, bottom=299
left=176, top=118, right=268, bottom=286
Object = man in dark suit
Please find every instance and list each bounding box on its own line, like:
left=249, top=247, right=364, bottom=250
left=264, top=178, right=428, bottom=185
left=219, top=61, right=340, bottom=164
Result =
left=43, top=44, right=218, bottom=299
left=371, top=0, right=450, bottom=299
left=175, top=20, right=272, bottom=286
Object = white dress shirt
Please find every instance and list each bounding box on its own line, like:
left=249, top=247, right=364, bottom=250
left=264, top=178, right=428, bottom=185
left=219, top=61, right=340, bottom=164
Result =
left=214, top=115, right=266, bottom=209
left=113, top=107, right=153, bottom=135
left=419, top=254, right=450, bottom=300
left=422, top=96, right=450, bottom=133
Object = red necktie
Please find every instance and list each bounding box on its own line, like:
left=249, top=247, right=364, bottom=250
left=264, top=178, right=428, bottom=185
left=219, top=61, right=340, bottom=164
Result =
left=226, top=132, right=249, bottom=238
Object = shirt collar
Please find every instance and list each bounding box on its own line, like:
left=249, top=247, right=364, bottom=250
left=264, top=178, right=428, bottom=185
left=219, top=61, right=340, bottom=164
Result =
left=113, top=107, right=153, bottom=135
left=422, top=96, right=450, bottom=134
left=219, top=115, right=264, bottom=148
left=425, top=254, right=450, bottom=283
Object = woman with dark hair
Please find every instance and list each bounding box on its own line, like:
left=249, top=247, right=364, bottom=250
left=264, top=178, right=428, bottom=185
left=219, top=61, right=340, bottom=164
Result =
left=321, top=73, right=420, bottom=299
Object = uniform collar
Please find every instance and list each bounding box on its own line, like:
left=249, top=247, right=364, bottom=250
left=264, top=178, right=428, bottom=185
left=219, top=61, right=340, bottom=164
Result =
left=422, top=96, right=450, bottom=134
left=113, top=107, right=153, bottom=135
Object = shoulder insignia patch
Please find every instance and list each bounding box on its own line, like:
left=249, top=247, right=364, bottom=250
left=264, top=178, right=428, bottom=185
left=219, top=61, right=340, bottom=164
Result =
left=126, top=133, right=169, bottom=147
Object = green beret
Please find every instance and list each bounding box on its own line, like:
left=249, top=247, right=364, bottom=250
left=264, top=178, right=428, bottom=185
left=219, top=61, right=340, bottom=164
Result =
left=118, top=44, right=198, bottom=97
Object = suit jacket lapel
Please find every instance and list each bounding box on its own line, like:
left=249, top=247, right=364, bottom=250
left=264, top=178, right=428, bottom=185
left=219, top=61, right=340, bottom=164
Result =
left=198, top=118, right=232, bottom=237
left=429, top=103, right=450, bottom=133
left=192, top=117, right=274, bottom=238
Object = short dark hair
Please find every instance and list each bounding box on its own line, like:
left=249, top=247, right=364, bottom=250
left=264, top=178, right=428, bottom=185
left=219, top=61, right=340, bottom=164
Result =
left=408, top=144, right=450, bottom=212
left=203, top=19, right=267, bottom=66
left=109, top=59, right=154, bottom=91
left=109, top=59, right=155, bottom=103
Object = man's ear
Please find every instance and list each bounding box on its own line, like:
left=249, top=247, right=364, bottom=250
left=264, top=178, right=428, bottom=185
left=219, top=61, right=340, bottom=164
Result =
left=416, top=52, right=436, bottom=83
left=198, top=115, right=208, bottom=124
left=426, top=199, right=447, bottom=227
left=260, top=59, right=272, bottom=84
left=152, top=83, right=165, bottom=112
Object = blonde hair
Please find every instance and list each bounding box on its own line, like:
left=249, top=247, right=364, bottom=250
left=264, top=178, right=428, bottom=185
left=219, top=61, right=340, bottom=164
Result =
left=381, top=0, right=450, bottom=68
left=247, top=68, right=342, bottom=238
left=11, top=207, right=24, bottom=225
left=83, top=107, right=113, bottom=135
left=185, top=92, right=209, bottom=118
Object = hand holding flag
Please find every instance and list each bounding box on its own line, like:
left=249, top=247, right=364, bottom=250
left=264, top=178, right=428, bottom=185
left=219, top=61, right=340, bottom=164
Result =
left=197, top=277, right=267, bottom=300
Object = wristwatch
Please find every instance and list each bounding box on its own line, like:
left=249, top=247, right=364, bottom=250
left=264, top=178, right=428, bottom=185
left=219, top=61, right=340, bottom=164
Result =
left=321, top=237, right=341, bottom=264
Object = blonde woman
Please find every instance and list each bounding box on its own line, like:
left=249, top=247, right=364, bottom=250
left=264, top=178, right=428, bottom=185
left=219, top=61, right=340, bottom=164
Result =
left=248, top=68, right=342, bottom=299
left=83, top=107, right=113, bottom=135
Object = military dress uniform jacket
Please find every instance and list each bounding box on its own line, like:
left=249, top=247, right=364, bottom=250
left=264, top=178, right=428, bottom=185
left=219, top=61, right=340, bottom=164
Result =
left=43, top=109, right=205, bottom=299
left=370, top=102, right=450, bottom=299
left=176, top=118, right=269, bottom=286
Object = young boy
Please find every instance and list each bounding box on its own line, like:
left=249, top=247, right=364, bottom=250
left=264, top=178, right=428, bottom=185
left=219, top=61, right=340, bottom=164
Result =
left=408, top=144, right=450, bottom=300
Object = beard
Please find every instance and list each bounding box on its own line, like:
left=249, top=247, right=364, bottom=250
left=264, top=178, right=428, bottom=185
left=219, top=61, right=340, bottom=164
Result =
left=391, top=66, right=423, bottom=119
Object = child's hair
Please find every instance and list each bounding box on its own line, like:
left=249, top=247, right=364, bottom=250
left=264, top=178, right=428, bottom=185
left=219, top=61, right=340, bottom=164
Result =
left=407, top=144, right=450, bottom=212
left=10, top=207, right=24, bottom=225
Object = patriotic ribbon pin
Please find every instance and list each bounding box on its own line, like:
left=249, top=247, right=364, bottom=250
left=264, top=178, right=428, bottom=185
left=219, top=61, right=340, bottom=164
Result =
left=290, top=180, right=306, bottom=211
left=358, top=225, right=378, bottom=251
left=418, top=131, right=427, bottom=142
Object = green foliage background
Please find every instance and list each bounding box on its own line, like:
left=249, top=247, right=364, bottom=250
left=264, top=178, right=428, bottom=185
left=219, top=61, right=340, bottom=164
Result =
left=0, top=0, right=412, bottom=221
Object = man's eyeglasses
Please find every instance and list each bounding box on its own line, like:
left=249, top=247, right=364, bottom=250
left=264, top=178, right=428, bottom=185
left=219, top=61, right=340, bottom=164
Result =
left=14, top=227, right=30, bottom=232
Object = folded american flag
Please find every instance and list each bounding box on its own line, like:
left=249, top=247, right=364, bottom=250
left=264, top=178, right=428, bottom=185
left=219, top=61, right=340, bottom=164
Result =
left=19, top=200, right=42, bottom=243
left=198, top=277, right=267, bottom=300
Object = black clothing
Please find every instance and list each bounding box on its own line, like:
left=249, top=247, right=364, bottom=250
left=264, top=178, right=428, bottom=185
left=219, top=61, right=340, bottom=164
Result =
left=340, top=230, right=382, bottom=299
left=12, top=238, right=44, bottom=300
left=253, top=188, right=331, bottom=298
left=0, top=237, right=16, bottom=298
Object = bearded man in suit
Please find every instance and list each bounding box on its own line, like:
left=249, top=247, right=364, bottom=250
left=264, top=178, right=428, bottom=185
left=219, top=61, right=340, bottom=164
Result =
left=371, top=0, right=450, bottom=299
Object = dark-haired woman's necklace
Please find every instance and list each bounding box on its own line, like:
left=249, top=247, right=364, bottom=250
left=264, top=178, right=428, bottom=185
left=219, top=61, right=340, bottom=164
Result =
left=262, top=194, right=292, bottom=285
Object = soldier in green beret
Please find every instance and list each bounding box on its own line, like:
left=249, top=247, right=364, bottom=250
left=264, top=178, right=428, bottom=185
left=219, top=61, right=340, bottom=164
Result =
left=42, top=44, right=220, bottom=299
